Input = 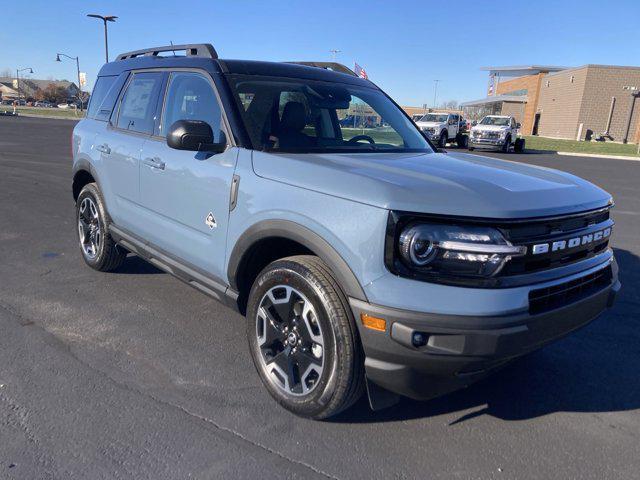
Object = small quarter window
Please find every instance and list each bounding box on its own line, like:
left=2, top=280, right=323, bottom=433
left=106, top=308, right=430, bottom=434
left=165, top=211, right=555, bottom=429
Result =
left=87, top=72, right=129, bottom=122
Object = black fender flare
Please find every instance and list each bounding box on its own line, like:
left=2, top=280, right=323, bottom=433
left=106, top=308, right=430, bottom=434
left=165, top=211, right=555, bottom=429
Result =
left=72, top=159, right=101, bottom=200
left=227, top=219, right=368, bottom=302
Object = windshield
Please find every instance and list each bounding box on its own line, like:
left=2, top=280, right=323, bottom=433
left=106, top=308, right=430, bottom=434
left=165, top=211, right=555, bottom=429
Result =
left=479, top=116, right=510, bottom=126
left=419, top=114, right=448, bottom=123
left=228, top=75, right=433, bottom=153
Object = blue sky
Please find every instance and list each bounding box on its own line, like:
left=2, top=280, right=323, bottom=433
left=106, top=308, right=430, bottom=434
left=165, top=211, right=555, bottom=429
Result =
left=2, top=0, right=639, bottom=106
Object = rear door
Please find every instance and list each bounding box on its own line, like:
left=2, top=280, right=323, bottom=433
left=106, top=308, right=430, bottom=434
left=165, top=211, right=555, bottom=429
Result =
left=100, top=71, right=165, bottom=230
left=138, top=70, right=238, bottom=280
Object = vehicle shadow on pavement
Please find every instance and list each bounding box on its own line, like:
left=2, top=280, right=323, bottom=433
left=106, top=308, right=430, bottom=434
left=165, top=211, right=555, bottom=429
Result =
left=113, top=254, right=165, bottom=275
left=334, top=248, right=639, bottom=425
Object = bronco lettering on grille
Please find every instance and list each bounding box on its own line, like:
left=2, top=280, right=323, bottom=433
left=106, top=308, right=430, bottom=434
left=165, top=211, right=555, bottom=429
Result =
left=531, top=227, right=611, bottom=255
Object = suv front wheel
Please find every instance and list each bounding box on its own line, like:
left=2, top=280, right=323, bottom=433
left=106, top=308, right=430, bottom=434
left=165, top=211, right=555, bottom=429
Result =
left=246, top=255, right=364, bottom=419
left=76, top=183, right=126, bottom=271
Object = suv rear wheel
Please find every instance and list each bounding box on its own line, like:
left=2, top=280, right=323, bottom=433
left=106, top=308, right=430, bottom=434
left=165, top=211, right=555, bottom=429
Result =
left=246, top=255, right=364, bottom=419
left=76, top=183, right=126, bottom=271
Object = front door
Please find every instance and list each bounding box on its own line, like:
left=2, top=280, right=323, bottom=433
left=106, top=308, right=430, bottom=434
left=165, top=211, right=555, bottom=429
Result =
left=138, top=71, right=237, bottom=280
left=447, top=114, right=459, bottom=138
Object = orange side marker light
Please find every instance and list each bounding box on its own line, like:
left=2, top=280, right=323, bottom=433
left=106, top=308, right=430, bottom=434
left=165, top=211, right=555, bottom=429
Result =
left=361, top=313, right=386, bottom=332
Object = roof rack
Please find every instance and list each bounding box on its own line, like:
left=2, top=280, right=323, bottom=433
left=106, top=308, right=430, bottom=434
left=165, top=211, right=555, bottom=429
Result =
left=286, top=62, right=357, bottom=77
left=116, top=44, right=218, bottom=61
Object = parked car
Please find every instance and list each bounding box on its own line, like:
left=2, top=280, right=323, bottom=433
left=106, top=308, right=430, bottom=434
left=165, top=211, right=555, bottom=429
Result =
left=72, top=43, right=619, bottom=419
left=468, top=115, right=525, bottom=152
left=415, top=112, right=468, bottom=148
left=34, top=101, right=54, bottom=108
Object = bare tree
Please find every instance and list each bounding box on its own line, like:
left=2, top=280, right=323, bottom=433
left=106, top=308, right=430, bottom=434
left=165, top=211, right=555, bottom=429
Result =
left=444, top=100, right=459, bottom=110
left=1, top=68, right=13, bottom=78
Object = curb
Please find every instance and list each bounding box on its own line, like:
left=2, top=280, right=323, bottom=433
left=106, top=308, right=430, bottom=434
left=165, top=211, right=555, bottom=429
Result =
left=558, top=151, right=640, bottom=162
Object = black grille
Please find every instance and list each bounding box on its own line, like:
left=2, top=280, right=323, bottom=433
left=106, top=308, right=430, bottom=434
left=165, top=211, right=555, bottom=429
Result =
left=528, top=265, right=612, bottom=314
left=500, top=208, right=613, bottom=276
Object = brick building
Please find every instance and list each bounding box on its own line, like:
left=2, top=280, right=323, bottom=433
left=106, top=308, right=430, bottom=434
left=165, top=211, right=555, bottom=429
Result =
left=461, top=66, right=565, bottom=134
left=462, top=65, right=640, bottom=143
left=536, top=65, right=640, bottom=143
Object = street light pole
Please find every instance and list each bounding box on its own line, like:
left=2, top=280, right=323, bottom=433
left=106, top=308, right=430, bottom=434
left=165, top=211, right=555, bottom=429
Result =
left=16, top=67, right=33, bottom=102
left=56, top=53, right=83, bottom=110
left=329, top=49, right=341, bottom=62
left=87, top=14, right=118, bottom=63
left=433, top=80, right=440, bottom=109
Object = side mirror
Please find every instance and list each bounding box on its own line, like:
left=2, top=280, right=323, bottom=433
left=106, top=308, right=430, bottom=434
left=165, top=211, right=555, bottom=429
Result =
left=166, top=120, right=226, bottom=152
left=516, top=123, right=521, bottom=129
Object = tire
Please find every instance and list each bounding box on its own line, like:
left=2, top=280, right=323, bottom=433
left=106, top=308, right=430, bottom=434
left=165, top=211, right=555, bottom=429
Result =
left=514, top=137, right=525, bottom=153
left=468, top=146, right=475, bottom=151
left=246, top=255, right=364, bottom=419
left=456, top=134, right=468, bottom=149
left=76, top=183, right=126, bottom=272
left=438, top=131, right=448, bottom=148
left=501, top=135, right=511, bottom=153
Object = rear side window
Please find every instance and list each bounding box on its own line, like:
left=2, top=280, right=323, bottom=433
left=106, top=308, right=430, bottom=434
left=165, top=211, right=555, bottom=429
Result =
left=86, top=76, right=116, bottom=120
left=116, top=72, right=164, bottom=134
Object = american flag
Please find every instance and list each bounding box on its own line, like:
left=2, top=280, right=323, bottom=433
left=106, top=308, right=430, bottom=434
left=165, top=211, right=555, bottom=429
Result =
left=354, top=63, right=368, bottom=79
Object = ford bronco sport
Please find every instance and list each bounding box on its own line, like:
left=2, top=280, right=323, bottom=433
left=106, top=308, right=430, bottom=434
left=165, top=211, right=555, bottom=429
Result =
left=72, top=44, right=619, bottom=419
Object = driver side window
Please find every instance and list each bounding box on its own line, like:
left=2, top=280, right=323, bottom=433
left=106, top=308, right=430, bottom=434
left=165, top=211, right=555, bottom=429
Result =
left=160, top=71, right=224, bottom=142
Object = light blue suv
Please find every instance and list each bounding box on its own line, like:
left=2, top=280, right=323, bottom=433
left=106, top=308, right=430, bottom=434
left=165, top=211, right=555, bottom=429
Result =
left=72, top=44, right=619, bottom=419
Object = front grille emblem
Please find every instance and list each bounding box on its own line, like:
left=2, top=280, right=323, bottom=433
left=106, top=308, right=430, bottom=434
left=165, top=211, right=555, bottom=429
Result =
left=531, top=227, right=611, bottom=255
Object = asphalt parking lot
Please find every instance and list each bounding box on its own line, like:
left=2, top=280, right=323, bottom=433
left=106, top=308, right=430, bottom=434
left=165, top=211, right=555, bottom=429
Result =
left=1, top=116, right=638, bottom=480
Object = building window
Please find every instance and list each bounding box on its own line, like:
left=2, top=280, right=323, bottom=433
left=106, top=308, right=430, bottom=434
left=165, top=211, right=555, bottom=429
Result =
left=502, top=88, right=528, bottom=96
left=546, top=80, right=550, bottom=87
left=570, top=75, right=574, bottom=83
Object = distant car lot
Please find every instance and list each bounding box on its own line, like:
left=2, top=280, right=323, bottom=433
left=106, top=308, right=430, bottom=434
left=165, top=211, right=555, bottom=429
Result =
left=0, top=116, right=638, bottom=479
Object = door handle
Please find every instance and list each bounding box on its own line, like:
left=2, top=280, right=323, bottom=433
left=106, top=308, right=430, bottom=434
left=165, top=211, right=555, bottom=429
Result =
left=142, top=157, right=165, bottom=170
left=95, top=143, right=111, bottom=154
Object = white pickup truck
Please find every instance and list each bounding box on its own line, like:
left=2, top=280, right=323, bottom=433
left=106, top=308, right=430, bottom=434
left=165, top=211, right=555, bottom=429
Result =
left=468, top=115, right=525, bottom=153
left=415, top=112, right=468, bottom=148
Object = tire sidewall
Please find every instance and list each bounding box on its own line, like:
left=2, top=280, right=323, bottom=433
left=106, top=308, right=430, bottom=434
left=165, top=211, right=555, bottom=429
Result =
left=439, top=131, right=448, bottom=148
left=76, top=184, right=110, bottom=269
left=247, top=261, right=345, bottom=417
left=502, top=135, right=511, bottom=153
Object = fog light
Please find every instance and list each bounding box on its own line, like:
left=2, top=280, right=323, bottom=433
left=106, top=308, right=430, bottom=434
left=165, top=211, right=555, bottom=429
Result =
left=361, top=313, right=386, bottom=332
left=412, top=332, right=428, bottom=347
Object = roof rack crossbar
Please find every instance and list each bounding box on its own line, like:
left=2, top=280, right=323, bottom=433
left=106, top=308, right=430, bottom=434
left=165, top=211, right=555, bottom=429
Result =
left=285, top=62, right=358, bottom=77
left=116, top=44, right=218, bottom=61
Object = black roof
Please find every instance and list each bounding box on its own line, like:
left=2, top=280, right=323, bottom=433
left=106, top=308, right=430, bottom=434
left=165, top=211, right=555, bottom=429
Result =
left=98, top=44, right=372, bottom=87
left=218, top=59, right=371, bottom=86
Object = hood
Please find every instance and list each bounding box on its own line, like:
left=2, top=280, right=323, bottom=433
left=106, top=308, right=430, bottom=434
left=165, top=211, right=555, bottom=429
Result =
left=252, top=150, right=612, bottom=219
left=472, top=125, right=510, bottom=133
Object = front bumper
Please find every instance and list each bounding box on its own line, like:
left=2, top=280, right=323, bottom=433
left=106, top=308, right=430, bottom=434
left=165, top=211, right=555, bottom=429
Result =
left=469, top=137, right=506, bottom=149
left=422, top=131, right=438, bottom=140
left=351, top=261, right=620, bottom=401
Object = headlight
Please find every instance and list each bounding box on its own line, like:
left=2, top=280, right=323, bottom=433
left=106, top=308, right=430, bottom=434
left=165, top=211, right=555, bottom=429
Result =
left=392, top=222, right=526, bottom=282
